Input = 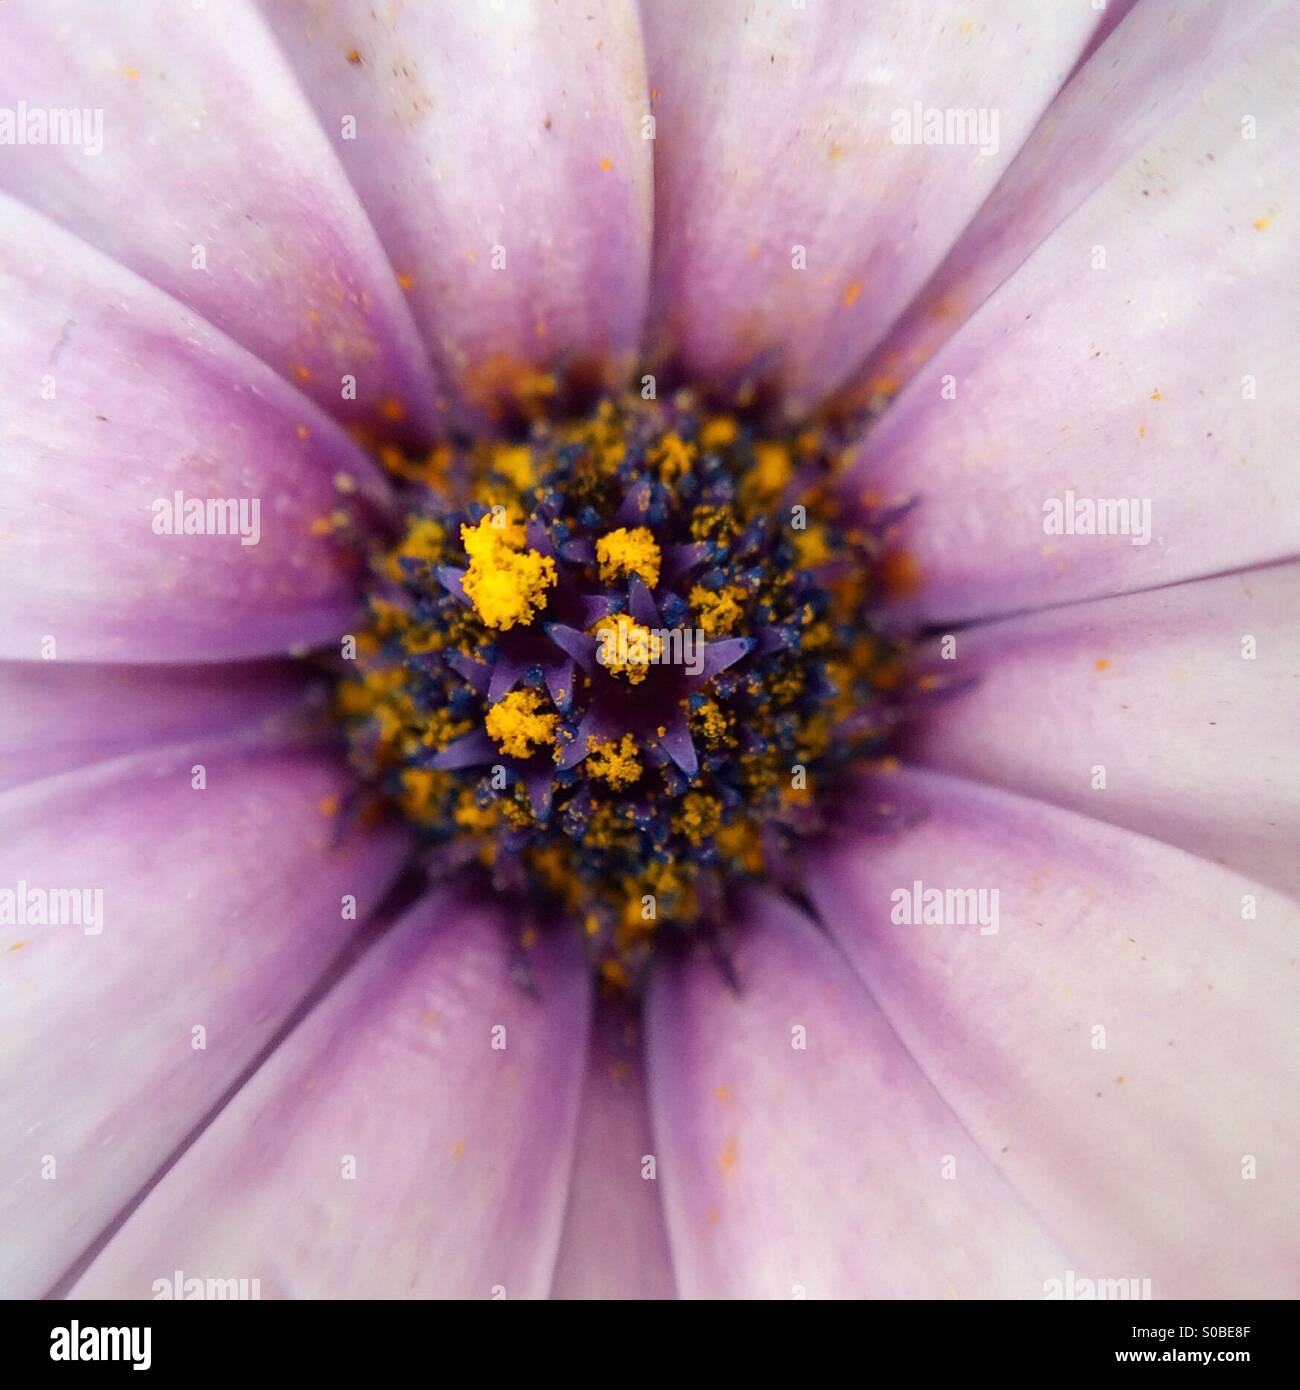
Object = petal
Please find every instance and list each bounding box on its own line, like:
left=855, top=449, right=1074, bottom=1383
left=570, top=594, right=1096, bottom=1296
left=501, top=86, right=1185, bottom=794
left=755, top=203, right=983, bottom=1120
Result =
left=550, top=1010, right=676, bottom=1300
left=845, top=0, right=1285, bottom=402
left=0, top=0, right=440, bottom=437
left=642, top=0, right=1101, bottom=412
left=809, top=767, right=1300, bottom=1298
left=0, top=659, right=311, bottom=793
left=261, top=0, right=653, bottom=424
left=0, top=738, right=408, bottom=1297
left=0, top=196, right=391, bottom=662
left=646, top=889, right=1068, bottom=1298
left=841, top=13, right=1300, bottom=622
left=909, top=564, right=1300, bottom=900
left=72, top=895, right=591, bottom=1300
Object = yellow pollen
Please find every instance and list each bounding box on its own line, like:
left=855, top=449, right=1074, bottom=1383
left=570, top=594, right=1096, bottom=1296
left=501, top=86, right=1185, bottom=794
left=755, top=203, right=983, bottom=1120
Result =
left=690, top=583, right=747, bottom=636
left=716, top=819, right=764, bottom=873
left=689, top=698, right=732, bottom=745
left=699, top=416, right=739, bottom=449
left=384, top=517, right=446, bottom=580
left=740, top=441, right=793, bottom=505
left=792, top=523, right=831, bottom=568
left=673, top=792, right=723, bottom=845
left=592, top=612, right=663, bottom=684
left=485, top=689, right=559, bottom=759
left=399, top=768, right=452, bottom=821
left=492, top=443, right=535, bottom=490
left=596, top=526, right=661, bottom=589
left=453, top=787, right=500, bottom=832
left=460, top=514, right=556, bottom=630
left=690, top=504, right=737, bottom=543
left=650, top=431, right=698, bottom=484
left=586, top=734, right=643, bottom=788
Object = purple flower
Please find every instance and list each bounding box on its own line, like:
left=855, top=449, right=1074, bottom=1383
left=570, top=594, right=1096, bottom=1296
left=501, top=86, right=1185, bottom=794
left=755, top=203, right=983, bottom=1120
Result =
left=1, top=0, right=1297, bottom=1301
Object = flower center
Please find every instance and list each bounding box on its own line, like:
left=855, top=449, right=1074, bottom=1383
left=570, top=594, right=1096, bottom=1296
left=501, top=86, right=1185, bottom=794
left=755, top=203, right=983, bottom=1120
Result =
left=338, top=384, right=906, bottom=986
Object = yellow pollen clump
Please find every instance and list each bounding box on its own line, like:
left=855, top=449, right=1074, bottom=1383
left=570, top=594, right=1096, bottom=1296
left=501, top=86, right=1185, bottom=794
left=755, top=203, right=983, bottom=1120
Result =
left=337, top=666, right=404, bottom=717
left=460, top=514, right=556, bottom=630
left=453, top=787, right=501, bottom=832
left=492, top=444, right=535, bottom=490
left=565, top=398, right=629, bottom=472
left=399, top=768, right=452, bottom=822
left=485, top=688, right=559, bottom=759
left=740, top=441, right=793, bottom=504
left=596, top=526, right=661, bottom=589
left=689, top=698, right=732, bottom=745
left=792, top=523, right=831, bottom=568
left=690, top=583, right=747, bottom=636
left=384, top=517, right=446, bottom=580
left=586, top=734, right=643, bottom=788
left=672, top=792, right=723, bottom=845
left=592, top=612, right=663, bottom=684
left=699, top=416, right=739, bottom=449
left=650, top=431, right=697, bottom=484
left=690, top=504, right=737, bottom=543
left=716, top=819, right=764, bottom=873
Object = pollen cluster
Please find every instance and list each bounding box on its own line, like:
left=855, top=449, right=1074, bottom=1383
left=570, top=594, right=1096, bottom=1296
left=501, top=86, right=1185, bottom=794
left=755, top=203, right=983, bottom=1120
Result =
left=338, top=385, right=907, bottom=985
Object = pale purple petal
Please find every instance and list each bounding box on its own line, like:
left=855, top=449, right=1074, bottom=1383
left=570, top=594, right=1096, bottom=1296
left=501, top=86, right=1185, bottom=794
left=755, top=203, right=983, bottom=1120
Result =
left=0, top=0, right=440, bottom=437
left=840, top=15, right=1300, bottom=623
left=261, top=0, right=653, bottom=425
left=646, top=889, right=1068, bottom=1297
left=72, top=895, right=591, bottom=1299
left=909, top=564, right=1300, bottom=899
left=0, top=740, right=408, bottom=1297
left=0, top=196, right=391, bottom=662
left=550, top=1014, right=676, bottom=1300
left=642, top=0, right=1101, bottom=411
left=846, top=0, right=1286, bottom=401
left=0, top=659, right=311, bottom=793
left=809, top=768, right=1300, bottom=1298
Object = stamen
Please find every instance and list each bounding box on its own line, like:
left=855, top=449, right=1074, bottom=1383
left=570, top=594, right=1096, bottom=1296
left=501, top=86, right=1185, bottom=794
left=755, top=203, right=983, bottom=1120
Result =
left=459, top=514, right=556, bottom=630
left=485, top=689, right=559, bottom=759
left=596, top=526, right=661, bottom=588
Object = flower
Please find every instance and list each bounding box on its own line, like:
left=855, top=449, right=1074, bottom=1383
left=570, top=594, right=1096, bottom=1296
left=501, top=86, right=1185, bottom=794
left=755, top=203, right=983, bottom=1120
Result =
left=1, top=0, right=1297, bottom=1302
